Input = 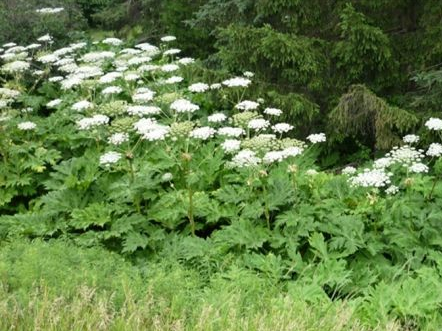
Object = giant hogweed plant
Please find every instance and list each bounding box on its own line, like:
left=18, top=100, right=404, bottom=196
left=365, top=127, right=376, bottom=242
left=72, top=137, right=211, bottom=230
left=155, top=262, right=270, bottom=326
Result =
left=1, top=22, right=442, bottom=280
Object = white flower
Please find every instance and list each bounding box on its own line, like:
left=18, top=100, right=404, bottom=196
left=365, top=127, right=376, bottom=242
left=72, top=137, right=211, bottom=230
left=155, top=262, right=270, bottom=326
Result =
left=81, top=51, right=115, bottom=62
left=18, top=121, right=36, bottom=130
left=427, top=143, right=442, bottom=157
left=307, top=133, right=326, bottom=143
left=37, top=34, right=53, bottom=42
left=306, top=169, right=318, bottom=176
left=132, top=89, right=155, bottom=103
left=161, top=64, right=179, bottom=72
left=143, top=126, right=169, bottom=141
left=127, top=105, right=161, bottom=116
left=342, top=166, right=357, bottom=175
left=161, top=172, right=174, bottom=181
left=248, top=118, right=270, bottom=130
left=282, top=146, right=303, bottom=158
left=100, top=151, right=122, bottom=166
left=36, top=7, right=64, bottom=14
left=163, top=49, right=181, bottom=56
left=218, top=127, right=245, bottom=137
left=128, top=56, right=151, bottom=66
left=102, top=86, right=123, bottom=95
left=349, top=169, right=391, bottom=188
left=77, top=115, right=109, bottom=130
left=170, top=99, right=199, bottom=113
left=138, top=64, right=159, bottom=73
left=177, top=57, right=195, bottom=65
left=385, top=185, right=399, bottom=195
left=61, top=76, right=83, bottom=90
left=386, top=145, right=424, bottom=166
left=3, top=43, right=17, bottom=48
left=208, top=113, right=227, bottom=123
left=134, top=118, right=158, bottom=135
left=190, top=127, right=216, bottom=140
left=108, top=133, right=129, bottom=145
left=49, top=76, right=64, bottom=82
left=72, top=100, right=93, bottom=111
left=47, top=99, right=62, bottom=108
left=221, top=139, right=241, bottom=153
left=38, top=54, right=59, bottom=63
left=222, top=77, right=251, bottom=88
left=124, top=73, right=140, bottom=81
left=409, top=162, right=428, bottom=173
left=188, top=83, right=209, bottom=93
left=210, top=83, right=222, bottom=90
left=403, top=134, right=419, bottom=144
left=134, top=118, right=169, bottom=141
left=26, top=43, right=41, bottom=50
left=373, top=157, right=393, bottom=169
left=243, top=71, right=254, bottom=78
left=235, top=100, right=259, bottom=111
left=272, top=123, right=293, bottom=134
left=164, top=76, right=184, bottom=84
left=231, top=150, right=260, bottom=168
left=263, top=151, right=286, bottom=164
left=264, top=108, right=282, bottom=116
left=99, top=72, right=122, bottom=83
left=2, top=60, right=30, bottom=72
left=102, top=38, right=123, bottom=46
left=161, top=36, right=177, bottom=42
left=425, top=118, right=442, bottom=131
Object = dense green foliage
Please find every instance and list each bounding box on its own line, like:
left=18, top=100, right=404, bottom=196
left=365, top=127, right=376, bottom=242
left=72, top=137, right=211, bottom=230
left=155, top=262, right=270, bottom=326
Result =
left=2, top=2, right=442, bottom=330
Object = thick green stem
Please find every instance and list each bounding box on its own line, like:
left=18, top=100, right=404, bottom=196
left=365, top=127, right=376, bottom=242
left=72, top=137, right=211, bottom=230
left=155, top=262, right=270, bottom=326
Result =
left=262, top=183, right=270, bottom=230
left=128, top=159, right=141, bottom=213
left=188, top=187, right=195, bottom=236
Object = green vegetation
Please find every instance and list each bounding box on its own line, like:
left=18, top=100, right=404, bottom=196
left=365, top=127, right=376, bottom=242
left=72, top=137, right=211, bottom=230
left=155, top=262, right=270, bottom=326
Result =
left=2, top=1, right=442, bottom=330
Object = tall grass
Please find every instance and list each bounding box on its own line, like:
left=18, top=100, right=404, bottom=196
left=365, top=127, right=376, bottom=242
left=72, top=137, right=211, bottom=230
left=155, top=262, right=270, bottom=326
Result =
left=0, top=239, right=402, bottom=331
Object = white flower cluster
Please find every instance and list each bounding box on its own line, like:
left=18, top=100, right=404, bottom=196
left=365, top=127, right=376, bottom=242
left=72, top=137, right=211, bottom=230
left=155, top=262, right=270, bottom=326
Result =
left=100, top=151, right=122, bottom=166
left=342, top=166, right=357, bottom=175
left=409, top=162, right=428, bottom=174
left=386, top=145, right=424, bottom=166
left=72, top=100, right=93, bottom=111
left=307, top=133, right=326, bottom=144
left=77, top=115, right=109, bottom=130
left=272, top=123, right=293, bottom=134
left=264, top=108, right=282, bottom=116
left=134, top=118, right=169, bottom=141
left=427, top=143, right=442, bottom=157
left=190, top=127, right=216, bottom=140
left=222, top=77, right=251, bottom=88
left=161, top=36, right=176, bottom=42
left=170, top=99, right=199, bottom=113
left=221, top=139, right=241, bottom=153
left=262, top=147, right=303, bottom=164
left=235, top=100, right=259, bottom=111
left=108, top=133, right=129, bottom=145
left=102, top=86, right=123, bottom=95
left=102, top=38, right=123, bottom=46
left=208, top=113, right=227, bottom=123
left=218, top=127, right=245, bottom=137
left=18, top=121, right=37, bottom=131
left=349, top=169, right=392, bottom=188
left=2, top=60, right=30, bottom=73
left=425, top=118, right=442, bottom=131
left=127, top=105, right=161, bottom=117
left=188, top=83, right=209, bottom=93
left=132, top=88, right=155, bottom=103
left=248, top=119, right=270, bottom=130
left=403, top=134, right=419, bottom=144
left=36, top=7, right=64, bottom=14
left=231, top=150, right=260, bottom=167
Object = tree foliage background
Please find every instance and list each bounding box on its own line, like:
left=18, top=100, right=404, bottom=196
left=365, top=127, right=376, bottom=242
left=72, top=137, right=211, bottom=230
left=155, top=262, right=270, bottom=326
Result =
left=2, top=0, right=442, bottom=163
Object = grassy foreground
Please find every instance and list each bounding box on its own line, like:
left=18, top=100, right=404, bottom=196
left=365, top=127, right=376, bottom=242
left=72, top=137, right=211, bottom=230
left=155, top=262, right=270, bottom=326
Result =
left=0, top=239, right=405, bottom=331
